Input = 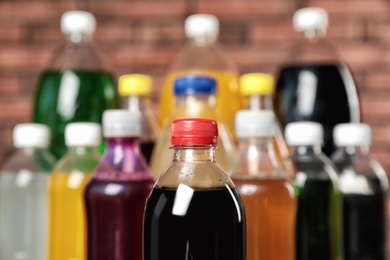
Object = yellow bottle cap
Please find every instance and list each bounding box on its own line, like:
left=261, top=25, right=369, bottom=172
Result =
left=239, top=73, right=275, bottom=96
left=119, top=74, right=152, bottom=96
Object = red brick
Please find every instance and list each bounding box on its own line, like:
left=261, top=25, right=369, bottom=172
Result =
left=0, top=96, right=31, bottom=123
left=0, top=46, right=53, bottom=71
left=367, top=18, right=390, bottom=42
left=90, top=2, right=186, bottom=18
left=338, top=43, right=387, bottom=69
left=251, top=20, right=298, bottom=43
left=360, top=93, right=390, bottom=122
left=0, top=78, right=22, bottom=96
left=364, top=69, right=390, bottom=91
left=197, top=0, right=295, bottom=19
left=307, top=0, right=390, bottom=17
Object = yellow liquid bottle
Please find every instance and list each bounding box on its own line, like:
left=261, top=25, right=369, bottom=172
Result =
left=158, top=14, right=240, bottom=134
left=230, top=110, right=296, bottom=260
left=150, top=75, right=236, bottom=178
left=48, top=123, right=101, bottom=260
left=240, top=73, right=295, bottom=178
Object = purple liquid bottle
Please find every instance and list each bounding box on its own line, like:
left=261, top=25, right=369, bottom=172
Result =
left=84, top=109, right=154, bottom=260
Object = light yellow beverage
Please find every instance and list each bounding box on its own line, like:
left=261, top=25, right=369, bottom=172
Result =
left=48, top=171, right=90, bottom=260
left=158, top=70, right=240, bottom=134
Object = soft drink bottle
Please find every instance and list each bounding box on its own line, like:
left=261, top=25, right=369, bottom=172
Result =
left=144, top=118, right=246, bottom=260
left=84, top=110, right=154, bottom=260
left=158, top=14, right=240, bottom=133
left=332, top=123, right=388, bottom=260
left=150, top=75, right=236, bottom=178
left=275, top=7, right=360, bottom=156
left=0, top=124, right=55, bottom=260
left=285, top=122, right=343, bottom=260
left=32, top=10, right=119, bottom=160
left=230, top=110, right=296, bottom=260
left=240, top=73, right=294, bottom=177
left=48, top=122, right=101, bottom=260
left=118, top=74, right=159, bottom=163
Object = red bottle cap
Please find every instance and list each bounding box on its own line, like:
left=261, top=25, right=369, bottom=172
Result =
left=171, top=118, right=218, bottom=146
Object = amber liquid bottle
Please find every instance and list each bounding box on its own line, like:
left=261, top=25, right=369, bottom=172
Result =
left=230, top=110, right=296, bottom=260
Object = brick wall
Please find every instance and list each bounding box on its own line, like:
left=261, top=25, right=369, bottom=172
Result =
left=1, top=0, right=390, bottom=170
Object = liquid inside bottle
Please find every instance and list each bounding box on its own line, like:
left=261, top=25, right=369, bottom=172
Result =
left=150, top=75, right=236, bottom=178
left=84, top=110, right=154, bottom=260
left=0, top=124, right=55, bottom=260
left=158, top=14, right=240, bottom=133
left=285, top=121, right=343, bottom=260
left=274, top=7, right=360, bottom=156
left=32, top=11, right=118, bottom=160
left=48, top=123, right=101, bottom=260
left=230, top=110, right=296, bottom=260
left=144, top=118, right=245, bottom=260
left=332, top=123, right=388, bottom=260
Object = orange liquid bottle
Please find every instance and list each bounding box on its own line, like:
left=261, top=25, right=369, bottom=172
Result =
left=230, top=110, right=296, bottom=260
left=158, top=14, right=240, bottom=134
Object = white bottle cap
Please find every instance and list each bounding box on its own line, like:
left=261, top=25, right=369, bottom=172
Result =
left=293, top=7, right=328, bottom=32
left=61, top=11, right=96, bottom=35
left=65, top=122, right=101, bottom=147
left=13, top=123, right=50, bottom=148
left=103, top=109, right=141, bottom=138
left=235, top=110, right=274, bottom=138
left=285, top=122, right=323, bottom=146
left=334, top=123, right=371, bottom=147
left=185, top=14, right=219, bottom=40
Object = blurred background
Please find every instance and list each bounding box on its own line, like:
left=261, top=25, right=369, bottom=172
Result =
left=0, top=0, right=390, bottom=170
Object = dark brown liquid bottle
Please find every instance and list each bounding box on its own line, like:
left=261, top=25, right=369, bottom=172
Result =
left=144, top=118, right=246, bottom=260
left=84, top=110, right=154, bottom=260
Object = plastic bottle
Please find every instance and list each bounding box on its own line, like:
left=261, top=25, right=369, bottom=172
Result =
left=0, top=124, right=55, bottom=260
left=275, top=7, right=360, bottom=156
left=150, top=75, right=236, bottom=178
left=84, top=110, right=154, bottom=260
left=285, top=122, right=343, bottom=260
left=158, top=14, right=240, bottom=133
left=32, top=10, right=119, bottom=160
left=240, top=73, right=294, bottom=177
left=332, top=123, right=388, bottom=260
left=118, top=74, right=159, bottom=163
left=230, top=110, right=296, bottom=260
left=144, top=118, right=246, bottom=260
left=48, top=122, right=101, bottom=260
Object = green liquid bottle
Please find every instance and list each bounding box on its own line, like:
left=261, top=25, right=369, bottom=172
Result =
left=32, top=11, right=119, bottom=160
left=285, top=122, right=343, bottom=260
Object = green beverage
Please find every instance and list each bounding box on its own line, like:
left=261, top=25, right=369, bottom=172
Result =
left=295, top=178, right=343, bottom=260
left=33, top=69, right=118, bottom=159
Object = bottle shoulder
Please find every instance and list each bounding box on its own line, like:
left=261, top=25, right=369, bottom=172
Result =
left=1, top=150, right=55, bottom=173
left=53, top=153, right=100, bottom=174
left=155, top=160, right=234, bottom=189
left=171, top=42, right=237, bottom=72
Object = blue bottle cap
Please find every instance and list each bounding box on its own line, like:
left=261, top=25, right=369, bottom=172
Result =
left=174, top=75, right=216, bottom=96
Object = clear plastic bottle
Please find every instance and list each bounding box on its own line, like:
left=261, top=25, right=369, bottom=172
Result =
left=118, top=74, right=159, bottom=163
left=144, top=118, right=245, bottom=260
left=285, top=122, right=343, bottom=260
left=150, top=75, right=236, bottom=178
left=84, top=110, right=154, bottom=260
left=275, top=7, right=360, bottom=157
left=0, top=124, right=55, bottom=260
left=48, top=122, right=101, bottom=260
left=240, top=73, right=294, bottom=177
left=158, top=14, right=240, bottom=133
left=332, top=123, right=388, bottom=260
left=32, top=10, right=119, bottom=160
left=230, top=110, right=296, bottom=260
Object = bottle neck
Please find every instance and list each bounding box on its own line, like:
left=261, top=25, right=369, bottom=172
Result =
left=124, top=95, right=149, bottom=113
left=66, top=33, right=93, bottom=44
left=68, top=146, right=100, bottom=156
left=18, top=147, right=48, bottom=156
left=247, top=95, right=273, bottom=110
left=175, top=94, right=216, bottom=108
left=189, top=35, right=217, bottom=46
left=300, top=28, right=327, bottom=42
left=173, top=146, right=216, bottom=162
left=337, top=145, right=370, bottom=158
left=291, top=145, right=323, bottom=156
